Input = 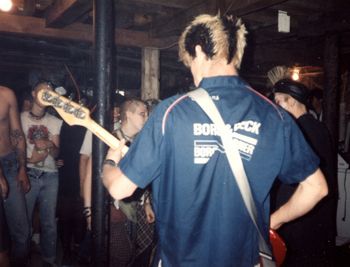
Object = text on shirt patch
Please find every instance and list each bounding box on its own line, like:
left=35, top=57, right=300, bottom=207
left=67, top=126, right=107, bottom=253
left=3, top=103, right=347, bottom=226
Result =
left=193, top=121, right=260, bottom=164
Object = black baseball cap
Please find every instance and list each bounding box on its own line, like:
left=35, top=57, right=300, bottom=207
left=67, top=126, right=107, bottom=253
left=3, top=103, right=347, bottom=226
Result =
left=273, top=79, right=311, bottom=107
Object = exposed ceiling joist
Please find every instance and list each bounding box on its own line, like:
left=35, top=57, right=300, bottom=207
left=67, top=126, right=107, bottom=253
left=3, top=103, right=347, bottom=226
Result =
left=115, top=1, right=177, bottom=17
left=229, top=0, right=289, bottom=16
left=149, top=0, right=290, bottom=38
left=243, top=8, right=276, bottom=22
left=123, top=0, right=202, bottom=9
left=0, top=13, right=177, bottom=48
left=150, top=0, right=212, bottom=38
left=270, top=2, right=325, bottom=16
left=45, top=0, right=92, bottom=27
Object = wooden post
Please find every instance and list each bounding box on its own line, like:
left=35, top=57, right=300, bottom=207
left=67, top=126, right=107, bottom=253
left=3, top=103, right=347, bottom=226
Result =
left=141, top=47, right=159, bottom=100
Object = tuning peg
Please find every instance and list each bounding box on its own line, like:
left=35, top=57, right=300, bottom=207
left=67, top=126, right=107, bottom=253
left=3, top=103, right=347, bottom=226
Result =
left=55, top=86, right=67, bottom=96
left=79, top=98, right=88, bottom=107
left=67, top=93, right=75, bottom=100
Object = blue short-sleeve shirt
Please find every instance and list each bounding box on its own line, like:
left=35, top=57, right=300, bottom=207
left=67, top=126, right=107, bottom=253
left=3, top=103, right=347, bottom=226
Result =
left=119, top=76, right=319, bottom=267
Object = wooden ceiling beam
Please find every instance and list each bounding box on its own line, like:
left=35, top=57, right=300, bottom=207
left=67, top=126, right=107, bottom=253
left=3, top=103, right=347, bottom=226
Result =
left=228, top=0, right=289, bottom=16
left=150, top=0, right=289, bottom=38
left=150, top=0, right=212, bottom=38
left=123, top=0, right=202, bottom=9
left=243, top=8, right=276, bottom=23
left=269, top=2, right=324, bottom=16
left=45, top=0, right=92, bottom=28
left=115, top=1, right=178, bottom=17
left=0, top=13, right=176, bottom=48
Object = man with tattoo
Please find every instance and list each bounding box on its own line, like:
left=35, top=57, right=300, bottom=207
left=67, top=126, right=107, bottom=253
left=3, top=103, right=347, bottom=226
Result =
left=21, top=81, right=63, bottom=267
left=0, top=85, right=30, bottom=266
left=0, top=164, right=10, bottom=267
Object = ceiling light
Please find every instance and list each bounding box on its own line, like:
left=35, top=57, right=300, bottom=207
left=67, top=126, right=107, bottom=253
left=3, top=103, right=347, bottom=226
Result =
left=291, top=68, right=300, bottom=81
left=0, top=0, right=13, bottom=12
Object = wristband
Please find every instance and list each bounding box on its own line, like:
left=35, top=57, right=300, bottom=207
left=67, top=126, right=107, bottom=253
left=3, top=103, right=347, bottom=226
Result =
left=83, top=207, right=92, bottom=217
left=103, top=159, right=118, bottom=168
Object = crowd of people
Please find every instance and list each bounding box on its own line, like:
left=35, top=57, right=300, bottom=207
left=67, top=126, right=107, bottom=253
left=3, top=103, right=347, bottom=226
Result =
left=0, top=12, right=339, bottom=267
left=0, top=81, right=158, bottom=267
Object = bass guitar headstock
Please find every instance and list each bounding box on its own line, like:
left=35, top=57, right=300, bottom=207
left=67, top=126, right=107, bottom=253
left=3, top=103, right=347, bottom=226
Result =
left=36, top=87, right=127, bottom=152
left=36, top=88, right=92, bottom=128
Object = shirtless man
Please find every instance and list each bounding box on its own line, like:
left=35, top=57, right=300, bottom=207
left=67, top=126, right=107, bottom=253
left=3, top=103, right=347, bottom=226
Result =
left=0, top=164, right=10, bottom=267
left=0, top=86, right=30, bottom=266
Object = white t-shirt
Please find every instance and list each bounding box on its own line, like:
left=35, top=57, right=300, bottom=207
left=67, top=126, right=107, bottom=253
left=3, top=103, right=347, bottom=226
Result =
left=80, top=130, right=92, bottom=156
left=21, top=111, right=63, bottom=172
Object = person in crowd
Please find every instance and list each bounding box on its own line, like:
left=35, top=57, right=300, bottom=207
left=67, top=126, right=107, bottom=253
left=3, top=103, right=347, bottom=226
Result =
left=76, top=129, right=92, bottom=265
left=19, top=91, right=33, bottom=112
left=111, top=98, right=154, bottom=267
left=56, top=122, right=86, bottom=266
left=102, top=13, right=328, bottom=267
left=272, top=79, right=337, bottom=266
left=0, top=164, right=10, bottom=267
left=0, top=85, right=30, bottom=267
left=21, top=81, right=63, bottom=267
left=309, top=88, right=323, bottom=121
left=112, top=93, right=126, bottom=132
left=80, top=98, right=155, bottom=266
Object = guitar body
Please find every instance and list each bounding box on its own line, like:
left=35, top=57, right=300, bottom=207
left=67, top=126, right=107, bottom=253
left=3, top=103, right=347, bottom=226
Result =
left=269, top=229, right=286, bottom=267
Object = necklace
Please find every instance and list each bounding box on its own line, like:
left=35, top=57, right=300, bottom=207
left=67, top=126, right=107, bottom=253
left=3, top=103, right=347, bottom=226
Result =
left=119, top=129, right=133, bottom=142
left=29, top=111, right=45, bottom=120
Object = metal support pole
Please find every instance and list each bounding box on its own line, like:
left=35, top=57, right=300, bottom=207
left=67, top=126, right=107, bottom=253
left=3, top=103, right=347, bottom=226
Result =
left=92, top=0, right=114, bottom=266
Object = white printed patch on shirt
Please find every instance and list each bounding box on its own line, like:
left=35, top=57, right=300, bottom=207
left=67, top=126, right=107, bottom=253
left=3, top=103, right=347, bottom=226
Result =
left=193, top=121, right=260, bottom=164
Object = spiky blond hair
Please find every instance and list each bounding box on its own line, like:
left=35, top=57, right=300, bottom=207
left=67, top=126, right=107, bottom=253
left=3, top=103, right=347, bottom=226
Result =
left=178, top=14, right=247, bottom=69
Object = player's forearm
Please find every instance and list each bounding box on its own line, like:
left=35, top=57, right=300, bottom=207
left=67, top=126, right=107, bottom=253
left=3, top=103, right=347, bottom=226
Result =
left=83, top=175, right=92, bottom=208
left=102, top=165, right=136, bottom=200
left=102, top=164, right=120, bottom=197
left=271, top=169, right=328, bottom=229
left=83, top=157, right=92, bottom=207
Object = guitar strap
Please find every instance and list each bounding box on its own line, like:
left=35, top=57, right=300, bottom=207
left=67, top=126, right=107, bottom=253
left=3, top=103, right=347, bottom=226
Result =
left=187, top=88, right=276, bottom=267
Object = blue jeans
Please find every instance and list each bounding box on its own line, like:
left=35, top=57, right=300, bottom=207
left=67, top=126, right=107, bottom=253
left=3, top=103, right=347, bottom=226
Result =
left=1, top=152, right=30, bottom=265
left=26, top=168, right=59, bottom=264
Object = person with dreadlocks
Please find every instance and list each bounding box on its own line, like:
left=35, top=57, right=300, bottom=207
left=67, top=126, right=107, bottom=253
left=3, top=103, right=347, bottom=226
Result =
left=102, top=14, right=328, bottom=267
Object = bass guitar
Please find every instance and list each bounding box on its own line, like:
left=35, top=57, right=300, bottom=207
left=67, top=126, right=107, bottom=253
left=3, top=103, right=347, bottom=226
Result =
left=36, top=86, right=286, bottom=266
left=36, top=85, right=128, bottom=155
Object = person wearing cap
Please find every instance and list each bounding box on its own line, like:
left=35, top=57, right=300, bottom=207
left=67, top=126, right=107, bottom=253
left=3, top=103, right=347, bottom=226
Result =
left=273, top=78, right=337, bottom=266
left=102, top=14, right=328, bottom=267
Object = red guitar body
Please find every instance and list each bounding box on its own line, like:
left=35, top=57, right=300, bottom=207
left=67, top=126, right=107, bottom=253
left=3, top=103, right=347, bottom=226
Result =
left=269, top=229, right=287, bottom=267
